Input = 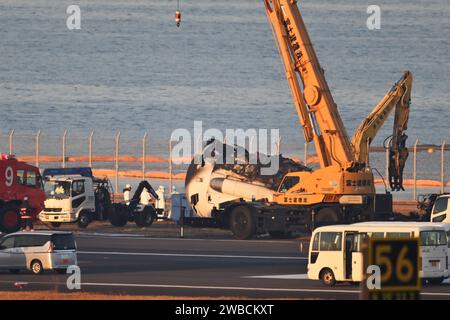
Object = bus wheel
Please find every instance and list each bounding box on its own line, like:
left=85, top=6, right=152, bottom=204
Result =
left=230, top=206, right=255, bottom=240
left=320, top=268, right=336, bottom=287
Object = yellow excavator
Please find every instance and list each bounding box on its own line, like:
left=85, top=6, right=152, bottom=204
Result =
left=352, top=71, right=412, bottom=191
left=184, top=0, right=413, bottom=239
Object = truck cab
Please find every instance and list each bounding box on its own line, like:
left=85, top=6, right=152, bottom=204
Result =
left=0, top=154, right=46, bottom=232
left=39, top=168, right=112, bottom=228
left=430, top=194, right=450, bottom=223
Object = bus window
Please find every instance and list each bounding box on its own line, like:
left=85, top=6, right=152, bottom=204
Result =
left=319, top=232, right=342, bottom=251
left=355, top=233, right=368, bottom=252
left=386, top=232, right=411, bottom=238
left=446, top=231, right=450, bottom=248
left=312, top=233, right=319, bottom=251
left=420, top=231, right=447, bottom=246
left=371, top=232, right=384, bottom=239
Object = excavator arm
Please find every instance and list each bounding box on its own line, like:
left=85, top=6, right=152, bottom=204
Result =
left=351, top=70, right=413, bottom=191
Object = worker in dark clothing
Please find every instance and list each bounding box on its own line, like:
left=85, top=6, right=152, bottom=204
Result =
left=20, top=197, right=34, bottom=231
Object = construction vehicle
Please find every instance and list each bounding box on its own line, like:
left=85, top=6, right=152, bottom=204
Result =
left=109, top=180, right=159, bottom=227
left=352, top=71, right=413, bottom=191
left=39, top=167, right=113, bottom=228
left=0, top=154, right=46, bottom=233
left=183, top=0, right=412, bottom=239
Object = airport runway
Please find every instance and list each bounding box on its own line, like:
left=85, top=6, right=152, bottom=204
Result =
left=0, top=233, right=449, bottom=299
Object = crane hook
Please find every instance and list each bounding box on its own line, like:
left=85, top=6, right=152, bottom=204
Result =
left=175, top=0, right=181, bottom=27
left=175, top=10, right=181, bottom=27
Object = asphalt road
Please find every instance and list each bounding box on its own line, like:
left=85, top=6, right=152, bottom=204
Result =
left=0, top=233, right=449, bottom=299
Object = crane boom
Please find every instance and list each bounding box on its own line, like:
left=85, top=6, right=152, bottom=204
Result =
left=264, top=0, right=355, bottom=169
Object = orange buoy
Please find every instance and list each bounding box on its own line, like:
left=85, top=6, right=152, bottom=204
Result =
left=175, top=10, right=181, bottom=27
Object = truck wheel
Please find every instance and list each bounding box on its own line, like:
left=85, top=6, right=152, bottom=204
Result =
left=230, top=206, right=255, bottom=240
left=51, top=222, right=62, bottom=228
left=0, top=204, right=21, bottom=233
left=135, top=206, right=156, bottom=228
left=109, top=204, right=128, bottom=227
left=77, top=212, right=90, bottom=228
left=314, top=207, right=339, bottom=229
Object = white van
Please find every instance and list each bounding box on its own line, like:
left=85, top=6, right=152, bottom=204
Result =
left=0, top=231, right=77, bottom=274
left=307, top=222, right=449, bottom=286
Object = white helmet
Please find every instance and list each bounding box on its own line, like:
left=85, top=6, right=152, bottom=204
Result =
left=125, top=184, right=132, bottom=189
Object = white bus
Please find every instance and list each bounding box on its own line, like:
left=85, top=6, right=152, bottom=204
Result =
left=307, top=222, right=449, bottom=286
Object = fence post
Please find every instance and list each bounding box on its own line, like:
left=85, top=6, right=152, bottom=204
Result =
left=9, top=129, right=14, bottom=155
left=413, top=139, right=419, bottom=200
left=142, top=132, right=148, bottom=180
left=441, top=140, right=446, bottom=194
left=385, top=146, right=389, bottom=182
left=304, top=142, right=308, bottom=165
left=89, top=130, right=94, bottom=168
left=169, top=139, right=173, bottom=194
left=62, top=129, right=68, bottom=168
left=115, top=132, right=121, bottom=198
left=35, top=130, right=41, bottom=167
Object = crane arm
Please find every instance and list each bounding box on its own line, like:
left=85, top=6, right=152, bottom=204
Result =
left=351, top=70, right=412, bottom=190
left=264, top=0, right=355, bottom=169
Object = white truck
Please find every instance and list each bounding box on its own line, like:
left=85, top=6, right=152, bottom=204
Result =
left=428, top=194, right=450, bottom=223
left=39, top=167, right=113, bottom=228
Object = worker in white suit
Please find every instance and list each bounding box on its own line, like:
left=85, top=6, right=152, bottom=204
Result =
left=140, top=188, right=151, bottom=205
left=123, top=184, right=132, bottom=205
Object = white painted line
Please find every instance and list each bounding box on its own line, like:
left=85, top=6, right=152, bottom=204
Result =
left=74, top=232, right=298, bottom=244
left=78, top=251, right=307, bottom=260
left=244, top=274, right=309, bottom=279
left=0, top=279, right=447, bottom=297
left=80, top=282, right=359, bottom=294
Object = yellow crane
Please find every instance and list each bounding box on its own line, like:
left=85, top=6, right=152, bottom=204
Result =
left=184, top=0, right=412, bottom=239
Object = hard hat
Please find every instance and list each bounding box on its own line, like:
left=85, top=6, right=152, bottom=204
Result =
left=125, top=184, right=132, bottom=189
left=23, top=197, right=28, bottom=201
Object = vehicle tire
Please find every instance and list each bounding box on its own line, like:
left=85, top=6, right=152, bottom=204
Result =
left=320, top=268, right=336, bottom=287
left=109, top=204, right=128, bottom=227
left=230, top=206, right=255, bottom=240
left=135, top=206, right=156, bottom=228
left=313, top=207, right=339, bottom=229
left=427, top=277, right=444, bottom=285
left=30, top=260, right=43, bottom=275
left=50, top=222, right=62, bottom=228
left=55, top=268, right=67, bottom=274
left=9, top=269, right=20, bottom=274
left=0, top=204, right=21, bottom=233
left=77, top=212, right=91, bottom=229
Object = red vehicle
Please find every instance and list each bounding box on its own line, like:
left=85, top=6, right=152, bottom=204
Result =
left=0, top=155, right=45, bottom=233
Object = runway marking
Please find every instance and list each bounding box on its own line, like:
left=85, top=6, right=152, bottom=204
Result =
left=244, top=274, right=309, bottom=279
left=0, top=280, right=447, bottom=297
left=79, top=251, right=306, bottom=260
left=75, top=233, right=298, bottom=244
